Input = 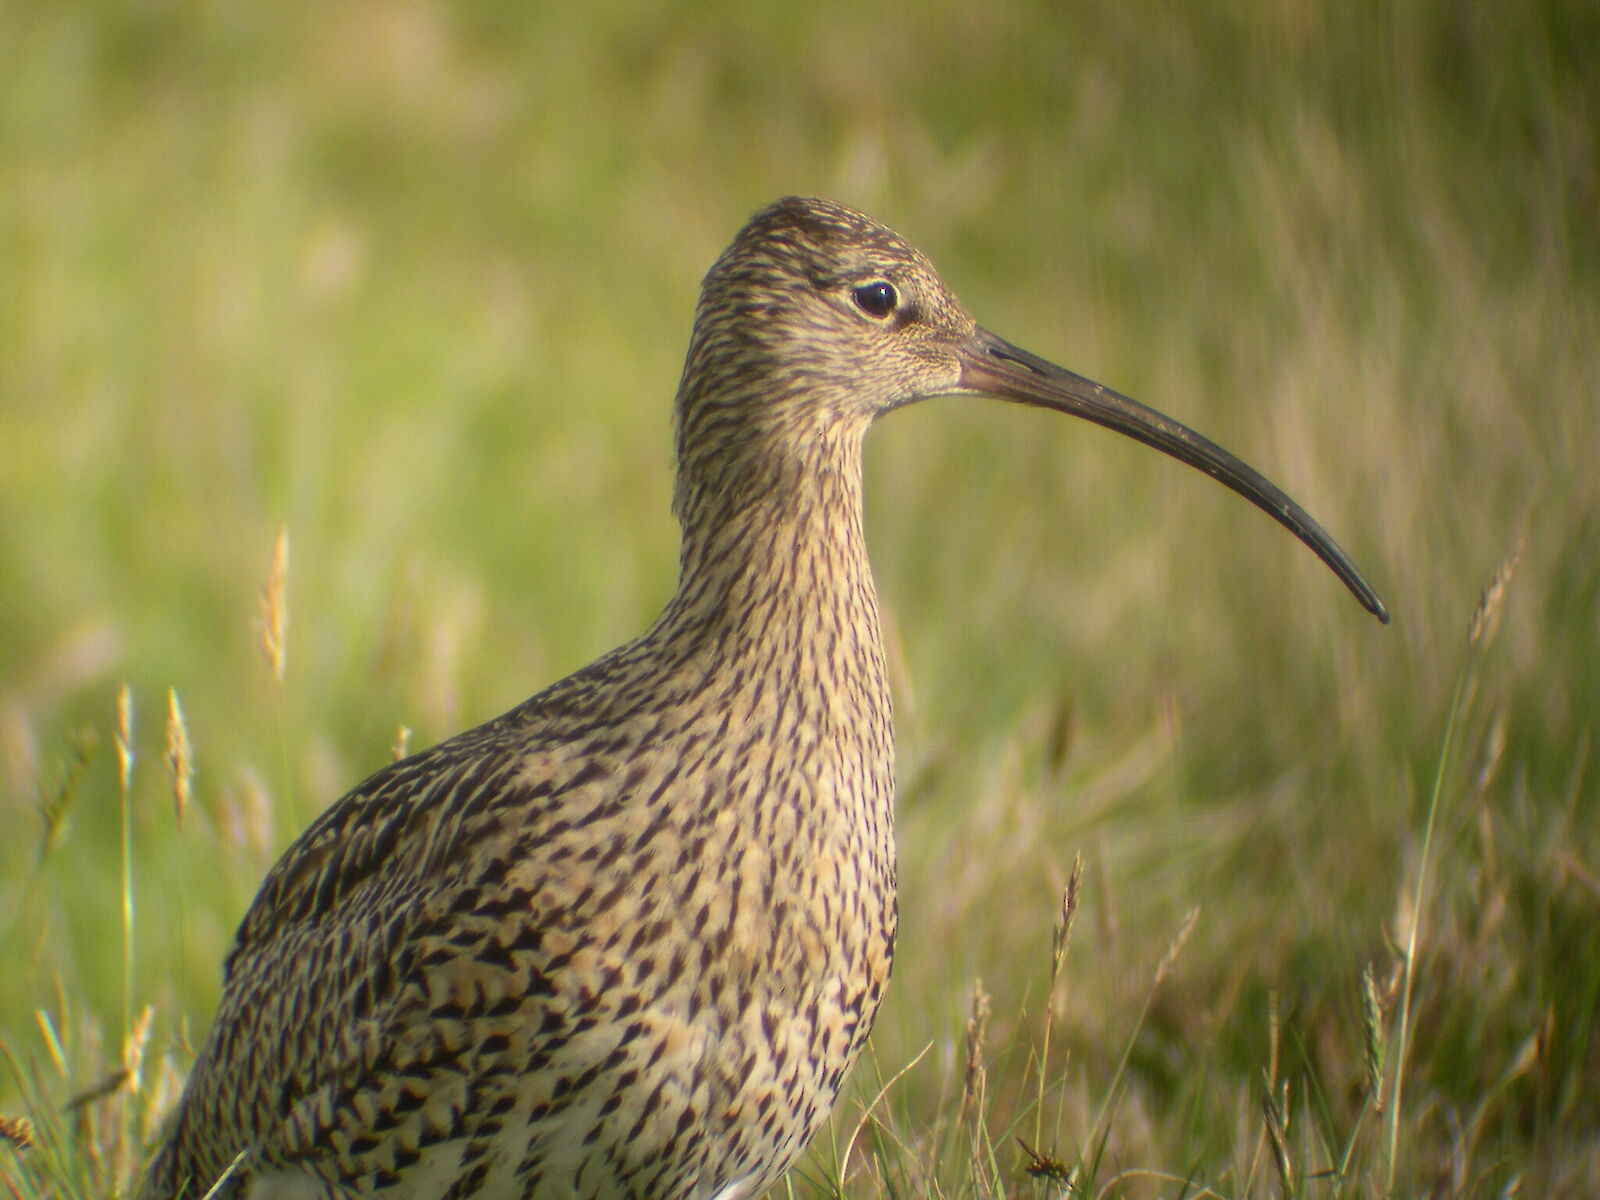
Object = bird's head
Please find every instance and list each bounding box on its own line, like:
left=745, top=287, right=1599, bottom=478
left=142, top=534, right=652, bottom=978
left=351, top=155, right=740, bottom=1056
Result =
left=672, top=196, right=1388, bottom=623
left=678, top=196, right=977, bottom=435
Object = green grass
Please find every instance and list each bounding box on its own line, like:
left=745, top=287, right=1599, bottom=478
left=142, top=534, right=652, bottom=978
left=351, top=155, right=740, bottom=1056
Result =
left=3, top=0, right=1597, bottom=1195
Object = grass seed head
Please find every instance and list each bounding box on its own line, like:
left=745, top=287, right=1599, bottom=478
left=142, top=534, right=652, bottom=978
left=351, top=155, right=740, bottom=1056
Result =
left=164, top=689, right=193, bottom=825
left=257, top=524, right=290, bottom=683
left=0, top=1113, right=35, bottom=1150
left=123, top=1005, right=154, bottom=1095
left=36, top=728, right=96, bottom=864
left=1050, top=856, right=1082, bottom=987
left=1468, top=545, right=1520, bottom=649
left=1153, top=907, right=1200, bottom=989
left=1361, top=963, right=1387, bottom=1113
left=959, top=980, right=991, bottom=1134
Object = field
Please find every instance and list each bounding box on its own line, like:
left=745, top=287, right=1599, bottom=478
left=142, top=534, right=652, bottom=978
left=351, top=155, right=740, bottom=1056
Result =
left=3, top=1, right=1596, bottom=1196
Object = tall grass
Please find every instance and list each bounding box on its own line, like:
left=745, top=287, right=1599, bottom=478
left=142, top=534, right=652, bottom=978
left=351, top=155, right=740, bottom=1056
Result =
left=4, top=1, right=1596, bottom=1196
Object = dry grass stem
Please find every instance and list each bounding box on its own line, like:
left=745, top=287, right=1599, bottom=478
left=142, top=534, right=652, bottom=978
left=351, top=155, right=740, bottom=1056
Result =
left=1469, top=708, right=1509, bottom=811
left=115, top=686, right=134, bottom=796
left=1261, top=1078, right=1295, bottom=1200
left=63, top=1070, right=130, bottom=1113
left=957, top=982, right=998, bottom=1200
left=836, top=1040, right=931, bottom=1187
left=1031, top=858, right=1082, bottom=1167
left=197, top=1149, right=251, bottom=1200
left=1266, top=990, right=1280, bottom=1091
left=1382, top=554, right=1523, bottom=1194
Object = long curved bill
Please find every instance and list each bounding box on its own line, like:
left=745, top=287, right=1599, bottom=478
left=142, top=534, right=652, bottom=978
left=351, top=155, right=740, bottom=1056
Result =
left=958, top=327, right=1389, bottom=623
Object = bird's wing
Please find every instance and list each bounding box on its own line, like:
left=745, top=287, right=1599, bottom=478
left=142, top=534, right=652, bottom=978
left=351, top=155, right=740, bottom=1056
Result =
left=148, top=725, right=546, bottom=1195
left=148, top=667, right=681, bottom=1198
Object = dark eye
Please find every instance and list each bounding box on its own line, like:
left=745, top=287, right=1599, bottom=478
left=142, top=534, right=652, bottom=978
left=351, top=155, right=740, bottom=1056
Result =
left=851, top=281, right=898, bottom=319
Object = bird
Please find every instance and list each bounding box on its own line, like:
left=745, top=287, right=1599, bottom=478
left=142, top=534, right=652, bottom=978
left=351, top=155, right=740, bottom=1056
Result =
left=138, top=196, right=1387, bottom=1200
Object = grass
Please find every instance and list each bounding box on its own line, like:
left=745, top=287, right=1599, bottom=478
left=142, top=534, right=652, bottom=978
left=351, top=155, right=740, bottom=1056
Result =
left=3, top=0, right=1597, bottom=1195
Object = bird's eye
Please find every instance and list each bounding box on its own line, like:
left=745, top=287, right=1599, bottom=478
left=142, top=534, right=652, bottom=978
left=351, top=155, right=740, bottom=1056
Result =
left=851, top=281, right=898, bottom=320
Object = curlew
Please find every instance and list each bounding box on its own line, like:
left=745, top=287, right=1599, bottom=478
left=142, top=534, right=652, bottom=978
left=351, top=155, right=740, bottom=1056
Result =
left=139, top=197, right=1387, bottom=1200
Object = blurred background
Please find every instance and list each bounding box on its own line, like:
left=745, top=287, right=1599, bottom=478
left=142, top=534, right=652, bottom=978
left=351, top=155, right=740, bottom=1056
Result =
left=2, top=1, right=1596, bottom=1194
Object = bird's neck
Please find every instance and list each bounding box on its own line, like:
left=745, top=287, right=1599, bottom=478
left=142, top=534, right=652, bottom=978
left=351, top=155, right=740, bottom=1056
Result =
left=655, top=428, right=888, bottom=709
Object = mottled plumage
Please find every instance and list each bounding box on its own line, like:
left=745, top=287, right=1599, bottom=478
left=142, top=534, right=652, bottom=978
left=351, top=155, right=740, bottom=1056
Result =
left=141, top=197, right=1385, bottom=1200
